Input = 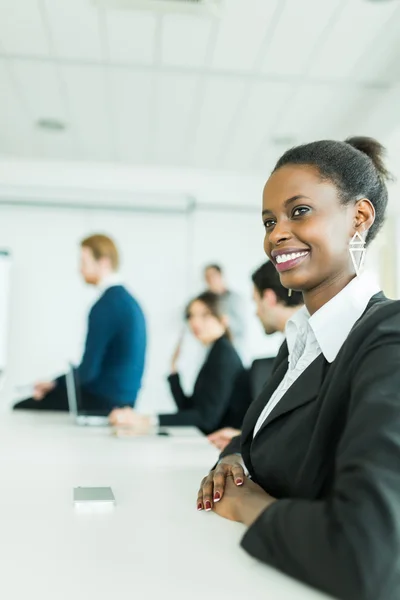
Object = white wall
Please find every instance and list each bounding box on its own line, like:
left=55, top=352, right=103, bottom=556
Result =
left=0, top=160, right=280, bottom=412
left=0, top=158, right=266, bottom=209
left=0, top=205, right=191, bottom=411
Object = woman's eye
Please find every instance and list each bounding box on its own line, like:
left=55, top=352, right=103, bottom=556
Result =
left=263, top=219, right=275, bottom=229
left=292, top=206, right=310, bottom=218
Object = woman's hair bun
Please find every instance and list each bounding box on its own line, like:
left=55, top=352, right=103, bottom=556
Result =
left=345, top=136, right=392, bottom=182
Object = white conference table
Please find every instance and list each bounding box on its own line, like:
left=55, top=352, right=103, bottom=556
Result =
left=0, top=412, right=329, bottom=600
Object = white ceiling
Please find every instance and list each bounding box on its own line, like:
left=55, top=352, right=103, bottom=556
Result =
left=1, top=0, right=400, bottom=173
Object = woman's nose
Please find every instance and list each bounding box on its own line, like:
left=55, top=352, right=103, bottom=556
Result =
left=268, top=220, right=292, bottom=246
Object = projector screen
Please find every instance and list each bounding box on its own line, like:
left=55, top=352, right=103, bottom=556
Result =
left=0, top=250, right=11, bottom=374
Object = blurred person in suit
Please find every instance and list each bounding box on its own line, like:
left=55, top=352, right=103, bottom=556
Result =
left=109, top=292, right=247, bottom=435
left=14, top=234, right=146, bottom=415
left=208, top=260, right=303, bottom=450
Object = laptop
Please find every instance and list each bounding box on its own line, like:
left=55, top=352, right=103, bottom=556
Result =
left=65, top=365, right=109, bottom=427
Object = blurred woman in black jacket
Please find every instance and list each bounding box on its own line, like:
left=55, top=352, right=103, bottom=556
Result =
left=110, top=292, right=249, bottom=434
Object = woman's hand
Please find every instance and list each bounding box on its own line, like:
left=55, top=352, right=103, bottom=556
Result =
left=171, top=333, right=184, bottom=373
left=196, top=454, right=246, bottom=511
left=109, top=408, right=151, bottom=434
left=207, top=427, right=241, bottom=450
left=211, top=476, right=276, bottom=526
left=33, top=380, right=55, bottom=400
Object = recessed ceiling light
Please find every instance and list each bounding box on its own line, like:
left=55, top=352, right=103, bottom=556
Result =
left=36, top=118, right=66, bottom=132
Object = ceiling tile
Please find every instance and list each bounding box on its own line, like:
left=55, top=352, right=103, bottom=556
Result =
left=353, top=6, right=400, bottom=84
left=211, top=0, right=279, bottom=71
left=11, top=60, right=67, bottom=121
left=251, top=83, right=361, bottom=170
left=43, top=0, right=102, bottom=60
left=0, top=61, right=34, bottom=156
left=191, top=77, right=246, bottom=168
left=0, top=0, right=49, bottom=56
left=61, top=65, right=114, bottom=161
left=161, top=14, right=213, bottom=67
left=11, top=60, right=77, bottom=159
left=347, top=85, right=400, bottom=143
left=109, top=69, right=153, bottom=163
left=105, top=9, right=156, bottom=64
left=153, top=73, right=198, bottom=165
left=270, top=84, right=360, bottom=139
left=223, top=81, right=292, bottom=171
left=308, top=0, right=399, bottom=80
left=262, top=0, right=343, bottom=77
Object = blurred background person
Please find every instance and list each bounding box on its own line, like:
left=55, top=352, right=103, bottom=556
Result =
left=109, top=292, right=248, bottom=435
left=208, top=260, right=303, bottom=450
left=14, top=234, right=146, bottom=415
left=204, top=264, right=246, bottom=356
left=173, top=262, right=247, bottom=404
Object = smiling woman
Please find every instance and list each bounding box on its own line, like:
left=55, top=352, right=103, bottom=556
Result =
left=262, top=137, right=388, bottom=314
left=197, top=137, right=400, bottom=600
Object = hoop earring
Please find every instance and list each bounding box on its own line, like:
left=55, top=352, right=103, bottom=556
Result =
left=349, top=231, right=366, bottom=276
left=288, top=289, right=292, bottom=297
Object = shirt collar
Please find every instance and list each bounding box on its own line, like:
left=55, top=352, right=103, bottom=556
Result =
left=285, top=271, right=381, bottom=363
left=98, top=272, right=123, bottom=294
left=310, top=271, right=380, bottom=362
left=285, top=305, right=310, bottom=359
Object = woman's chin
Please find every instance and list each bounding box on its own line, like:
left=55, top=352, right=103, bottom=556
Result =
left=279, top=272, right=307, bottom=292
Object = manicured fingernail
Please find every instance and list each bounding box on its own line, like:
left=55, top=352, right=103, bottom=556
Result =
left=236, top=478, right=243, bottom=486
left=197, top=503, right=203, bottom=511
left=214, top=491, right=221, bottom=502
left=205, top=501, right=212, bottom=511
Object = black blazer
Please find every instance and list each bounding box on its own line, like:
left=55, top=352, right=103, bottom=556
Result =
left=223, top=293, right=400, bottom=600
left=159, top=335, right=248, bottom=434
left=249, top=357, right=275, bottom=400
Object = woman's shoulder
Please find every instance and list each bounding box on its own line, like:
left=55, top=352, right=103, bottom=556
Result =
left=210, top=335, right=243, bottom=363
left=350, top=294, right=400, bottom=349
left=361, top=294, right=400, bottom=326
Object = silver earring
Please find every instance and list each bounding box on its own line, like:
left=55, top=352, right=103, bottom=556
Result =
left=288, top=289, right=292, bottom=297
left=349, top=231, right=366, bottom=276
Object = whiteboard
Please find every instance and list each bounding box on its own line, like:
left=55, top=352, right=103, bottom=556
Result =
left=0, top=250, right=11, bottom=372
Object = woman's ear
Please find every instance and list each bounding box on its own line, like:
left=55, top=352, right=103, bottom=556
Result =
left=262, top=289, right=278, bottom=306
left=354, top=198, right=375, bottom=235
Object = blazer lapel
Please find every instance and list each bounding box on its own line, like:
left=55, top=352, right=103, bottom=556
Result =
left=242, top=351, right=327, bottom=445
left=241, top=342, right=289, bottom=445
left=257, top=353, right=327, bottom=434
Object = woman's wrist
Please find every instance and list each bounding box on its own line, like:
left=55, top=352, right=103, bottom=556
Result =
left=235, top=492, right=276, bottom=527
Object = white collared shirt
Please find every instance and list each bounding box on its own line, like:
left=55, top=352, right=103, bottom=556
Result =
left=253, top=271, right=381, bottom=438
left=98, top=272, right=123, bottom=294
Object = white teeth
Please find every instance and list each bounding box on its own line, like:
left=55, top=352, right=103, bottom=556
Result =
left=276, top=251, right=308, bottom=264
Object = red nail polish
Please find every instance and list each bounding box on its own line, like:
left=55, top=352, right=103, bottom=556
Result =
left=197, top=503, right=203, bottom=511
left=236, top=478, right=243, bottom=485
left=214, top=491, right=221, bottom=501
left=205, top=501, right=212, bottom=510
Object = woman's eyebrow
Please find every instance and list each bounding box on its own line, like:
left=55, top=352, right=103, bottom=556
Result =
left=262, top=195, right=311, bottom=216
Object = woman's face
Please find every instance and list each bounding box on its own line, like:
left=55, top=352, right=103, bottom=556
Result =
left=187, top=300, right=225, bottom=344
left=262, top=165, right=359, bottom=294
